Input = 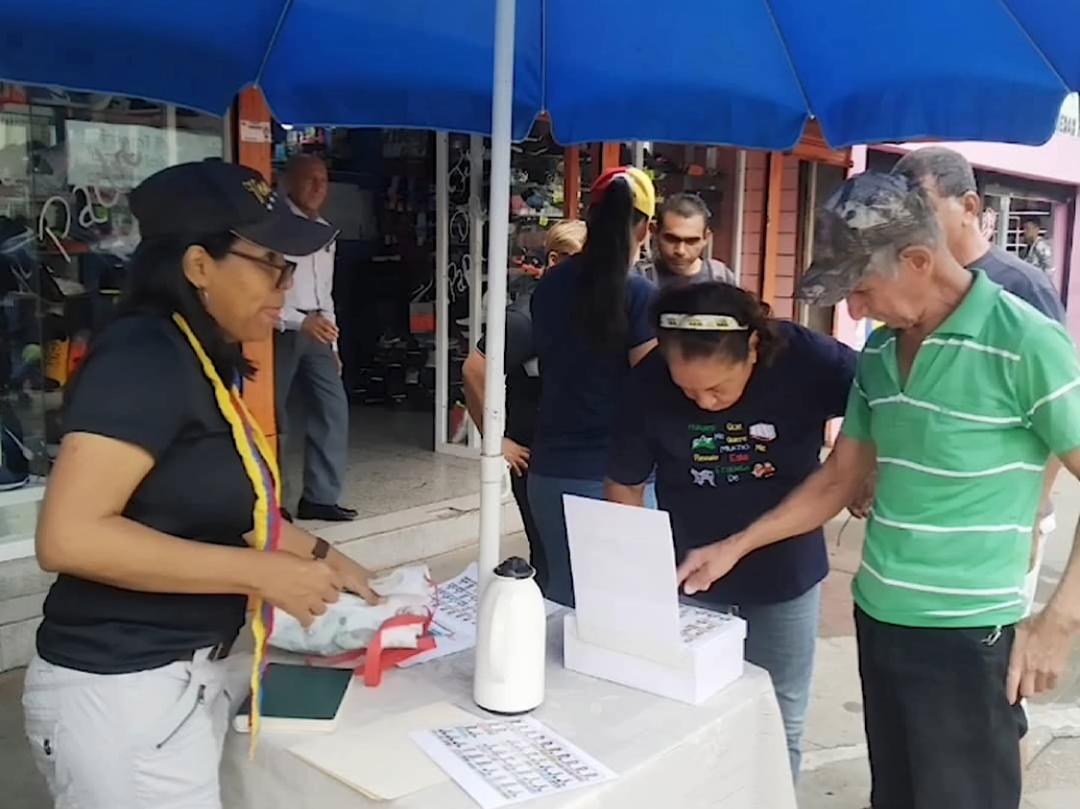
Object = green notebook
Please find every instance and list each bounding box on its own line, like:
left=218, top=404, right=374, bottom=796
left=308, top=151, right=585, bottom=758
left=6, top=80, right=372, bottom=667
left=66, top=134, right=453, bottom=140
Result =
left=234, top=663, right=355, bottom=733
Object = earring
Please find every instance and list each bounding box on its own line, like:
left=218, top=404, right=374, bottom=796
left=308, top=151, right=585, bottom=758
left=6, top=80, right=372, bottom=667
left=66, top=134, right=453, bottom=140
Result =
left=198, top=287, right=209, bottom=305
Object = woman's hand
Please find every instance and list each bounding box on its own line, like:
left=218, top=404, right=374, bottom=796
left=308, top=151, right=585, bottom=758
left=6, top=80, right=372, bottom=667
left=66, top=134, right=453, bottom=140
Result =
left=254, top=552, right=344, bottom=627
left=502, top=437, right=531, bottom=477
left=327, top=552, right=381, bottom=605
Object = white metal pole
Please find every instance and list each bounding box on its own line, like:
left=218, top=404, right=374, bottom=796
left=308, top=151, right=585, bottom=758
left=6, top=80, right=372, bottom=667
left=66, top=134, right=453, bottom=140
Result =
left=468, top=133, right=486, bottom=449
left=477, top=0, right=515, bottom=594
left=732, top=149, right=747, bottom=285
left=435, top=133, right=450, bottom=448
left=165, top=104, right=178, bottom=165
left=632, top=142, right=645, bottom=169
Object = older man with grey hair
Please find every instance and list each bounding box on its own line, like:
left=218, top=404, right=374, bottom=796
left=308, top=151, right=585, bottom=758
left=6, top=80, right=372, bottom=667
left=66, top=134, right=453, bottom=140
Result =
left=677, top=171, right=1080, bottom=809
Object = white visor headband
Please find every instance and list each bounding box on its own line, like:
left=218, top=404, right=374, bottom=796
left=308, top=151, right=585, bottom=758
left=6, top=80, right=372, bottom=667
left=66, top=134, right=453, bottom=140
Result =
left=659, top=313, right=748, bottom=332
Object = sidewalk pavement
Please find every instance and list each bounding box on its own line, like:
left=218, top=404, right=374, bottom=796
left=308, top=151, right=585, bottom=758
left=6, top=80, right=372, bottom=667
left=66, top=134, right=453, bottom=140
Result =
left=3, top=482, right=1080, bottom=808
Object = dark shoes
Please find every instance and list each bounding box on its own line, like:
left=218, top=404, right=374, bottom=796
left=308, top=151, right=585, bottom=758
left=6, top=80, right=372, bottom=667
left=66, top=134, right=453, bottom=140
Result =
left=296, top=499, right=359, bottom=522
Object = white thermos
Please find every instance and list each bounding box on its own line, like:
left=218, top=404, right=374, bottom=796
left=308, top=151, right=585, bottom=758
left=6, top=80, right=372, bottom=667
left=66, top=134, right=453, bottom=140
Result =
left=473, top=556, right=546, bottom=714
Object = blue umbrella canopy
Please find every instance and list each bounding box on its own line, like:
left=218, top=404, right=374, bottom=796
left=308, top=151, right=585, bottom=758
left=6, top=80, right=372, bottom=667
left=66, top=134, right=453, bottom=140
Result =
left=0, top=0, right=1075, bottom=148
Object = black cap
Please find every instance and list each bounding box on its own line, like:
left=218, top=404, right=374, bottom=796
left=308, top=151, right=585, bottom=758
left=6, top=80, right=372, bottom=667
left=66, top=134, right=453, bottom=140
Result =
left=129, top=160, right=335, bottom=256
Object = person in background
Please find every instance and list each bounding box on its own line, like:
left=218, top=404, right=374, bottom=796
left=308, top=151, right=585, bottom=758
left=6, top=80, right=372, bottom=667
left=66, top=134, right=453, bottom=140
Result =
left=1021, top=217, right=1054, bottom=276
left=23, top=162, right=377, bottom=808
left=636, top=193, right=735, bottom=288
left=892, top=147, right=1064, bottom=614
left=463, top=220, right=587, bottom=590
left=679, top=172, right=1080, bottom=809
left=528, top=167, right=658, bottom=606
left=606, top=281, right=855, bottom=780
left=275, top=154, right=356, bottom=522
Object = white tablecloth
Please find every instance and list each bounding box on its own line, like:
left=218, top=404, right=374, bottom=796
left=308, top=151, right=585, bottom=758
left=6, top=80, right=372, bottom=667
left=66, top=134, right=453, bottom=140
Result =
left=221, top=616, right=796, bottom=809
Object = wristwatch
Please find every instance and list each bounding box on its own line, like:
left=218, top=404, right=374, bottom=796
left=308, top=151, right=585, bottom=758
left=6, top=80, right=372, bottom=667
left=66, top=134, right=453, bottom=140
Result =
left=311, top=537, right=331, bottom=560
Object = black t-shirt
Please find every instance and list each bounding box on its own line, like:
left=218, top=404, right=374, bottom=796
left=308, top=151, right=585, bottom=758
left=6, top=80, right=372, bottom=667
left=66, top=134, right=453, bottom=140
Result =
left=607, top=322, right=856, bottom=605
left=37, top=314, right=256, bottom=674
left=970, top=245, right=1065, bottom=323
left=477, top=294, right=540, bottom=446
left=530, top=257, right=657, bottom=478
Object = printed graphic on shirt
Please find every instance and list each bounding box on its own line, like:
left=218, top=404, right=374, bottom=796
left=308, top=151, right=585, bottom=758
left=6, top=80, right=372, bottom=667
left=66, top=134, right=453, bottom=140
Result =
left=691, top=469, right=717, bottom=487
left=752, top=462, right=776, bottom=479
left=750, top=423, right=777, bottom=443
left=688, top=421, right=777, bottom=485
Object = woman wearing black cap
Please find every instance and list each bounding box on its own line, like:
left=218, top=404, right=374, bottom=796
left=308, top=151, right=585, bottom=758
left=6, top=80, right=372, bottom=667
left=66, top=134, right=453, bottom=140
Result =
left=22, top=161, right=378, bottom=808
left=605, top=281, right=856, bottom=782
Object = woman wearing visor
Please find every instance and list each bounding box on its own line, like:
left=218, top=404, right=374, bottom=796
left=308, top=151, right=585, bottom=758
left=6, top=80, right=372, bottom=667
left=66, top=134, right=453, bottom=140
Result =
left=23, top=161, right=378, bottom=808
left=605, top=281, right=856, bottom=781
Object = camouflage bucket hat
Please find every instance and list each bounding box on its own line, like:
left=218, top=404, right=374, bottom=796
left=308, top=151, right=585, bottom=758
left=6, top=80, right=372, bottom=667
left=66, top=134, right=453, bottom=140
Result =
left=798, top=171, right=935, bottom=308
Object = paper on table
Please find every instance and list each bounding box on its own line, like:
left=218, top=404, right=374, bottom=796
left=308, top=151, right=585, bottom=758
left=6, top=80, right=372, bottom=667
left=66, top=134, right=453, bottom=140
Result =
left=563, top=495, right=683, bottom=662
left=401, top=563, right=560, bottom=668
left=412, top=716, right=616, bottom=809
left=289, top=702, right=479, bottom=800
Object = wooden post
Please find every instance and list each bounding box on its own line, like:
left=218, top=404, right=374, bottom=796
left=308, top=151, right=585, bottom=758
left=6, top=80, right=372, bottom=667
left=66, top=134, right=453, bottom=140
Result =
left=234, top=88, right=277, bottom=444
left=601, top=143, right=622, bottom=172
left=564, top=146, right=581, bottom=219
left=761, top=151, right=785, bottom=305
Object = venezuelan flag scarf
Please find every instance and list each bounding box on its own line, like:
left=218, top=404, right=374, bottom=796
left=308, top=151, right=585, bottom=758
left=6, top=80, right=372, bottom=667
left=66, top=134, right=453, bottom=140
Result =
left=172, top=313, right=280, bottom=754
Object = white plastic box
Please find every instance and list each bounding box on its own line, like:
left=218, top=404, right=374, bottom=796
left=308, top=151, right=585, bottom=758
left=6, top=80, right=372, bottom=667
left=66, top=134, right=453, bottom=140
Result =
left=563, top=607, right=746, bottom=705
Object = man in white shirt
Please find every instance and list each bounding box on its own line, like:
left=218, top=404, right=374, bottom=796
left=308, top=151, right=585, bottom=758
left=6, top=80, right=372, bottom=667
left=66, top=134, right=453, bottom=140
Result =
left=276, top=155, right=356, bottom=521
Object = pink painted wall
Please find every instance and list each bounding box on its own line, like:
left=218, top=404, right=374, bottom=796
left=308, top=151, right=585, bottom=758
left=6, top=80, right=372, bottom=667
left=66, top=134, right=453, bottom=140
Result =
left=875, top=131, right=1080, bottom=186
left=840, top=140, right=1080, bottom=347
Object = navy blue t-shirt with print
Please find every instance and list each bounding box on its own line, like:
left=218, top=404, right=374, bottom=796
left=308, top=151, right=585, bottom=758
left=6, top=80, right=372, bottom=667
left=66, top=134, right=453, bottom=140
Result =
left=530, top=256, right=657, bottom=479
left=608, top=321, right=857, bottom=606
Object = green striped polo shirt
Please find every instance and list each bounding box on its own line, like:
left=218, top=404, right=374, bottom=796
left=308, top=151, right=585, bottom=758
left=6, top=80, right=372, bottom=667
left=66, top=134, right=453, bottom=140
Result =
left=843, top=270, right=1080, bottom=628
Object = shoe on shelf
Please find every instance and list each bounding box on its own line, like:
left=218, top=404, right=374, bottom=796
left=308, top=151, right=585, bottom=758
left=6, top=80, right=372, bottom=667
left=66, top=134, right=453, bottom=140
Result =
left=296, top=500, right=358, bottom=522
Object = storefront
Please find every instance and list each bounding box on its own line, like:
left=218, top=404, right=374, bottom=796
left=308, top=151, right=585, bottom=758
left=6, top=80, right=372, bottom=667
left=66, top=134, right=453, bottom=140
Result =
left=0, top=83, right=225, bottom=561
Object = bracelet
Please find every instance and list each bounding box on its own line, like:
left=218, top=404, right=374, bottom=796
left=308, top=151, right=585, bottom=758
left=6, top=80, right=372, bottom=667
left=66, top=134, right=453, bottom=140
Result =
left=311, top=537, right=331, bottom=560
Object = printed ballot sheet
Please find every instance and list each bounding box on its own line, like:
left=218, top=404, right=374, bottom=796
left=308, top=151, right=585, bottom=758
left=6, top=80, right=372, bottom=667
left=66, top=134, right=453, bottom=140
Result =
left=563, top=495, right=684, bottom=661
left=679, top=604, right=738, bottom=646
left=400, top=564, right=560, bottom=668
left=412, top=716, right=616, bottom=809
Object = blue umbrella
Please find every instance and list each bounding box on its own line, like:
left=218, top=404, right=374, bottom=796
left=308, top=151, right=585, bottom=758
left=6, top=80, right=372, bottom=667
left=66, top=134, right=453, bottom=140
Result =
left=3, top=0, right=1078, bottom=598
left=1, top=0, right=1076, bottom=147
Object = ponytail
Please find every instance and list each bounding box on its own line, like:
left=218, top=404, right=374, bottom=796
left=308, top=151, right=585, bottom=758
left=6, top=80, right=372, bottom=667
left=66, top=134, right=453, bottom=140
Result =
left=575, top=177, right=645, bottom=351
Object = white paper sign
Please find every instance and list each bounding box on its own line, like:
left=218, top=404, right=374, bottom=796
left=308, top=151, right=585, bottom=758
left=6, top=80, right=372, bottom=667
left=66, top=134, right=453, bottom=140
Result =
left=563, top=495, right=683, bottom=662
left=65, top=120, right=222, bottom=188
left=413, top=716, right=615, bottom=809
left=240, top=119, right=272, bottom=144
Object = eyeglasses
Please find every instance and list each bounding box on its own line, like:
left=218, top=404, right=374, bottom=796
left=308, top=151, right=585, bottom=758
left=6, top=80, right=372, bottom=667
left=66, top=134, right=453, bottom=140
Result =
left=227, top=250, right=297, bottom=289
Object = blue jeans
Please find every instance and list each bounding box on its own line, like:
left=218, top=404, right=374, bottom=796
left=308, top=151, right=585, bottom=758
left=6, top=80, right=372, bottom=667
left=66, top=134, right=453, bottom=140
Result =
left=527, top=473, right=656, bottom=607
left=692, top=583, right=821, bottom=781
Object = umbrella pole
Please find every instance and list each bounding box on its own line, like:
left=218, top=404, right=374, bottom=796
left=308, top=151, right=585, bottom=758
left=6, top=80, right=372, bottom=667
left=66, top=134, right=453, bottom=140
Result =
left=477, top=0, right=516, bottom=595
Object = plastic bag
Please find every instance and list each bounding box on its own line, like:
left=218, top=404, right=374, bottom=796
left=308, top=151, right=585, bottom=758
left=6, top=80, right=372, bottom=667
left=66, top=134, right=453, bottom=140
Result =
left=269, top=564, right=435, bottom=657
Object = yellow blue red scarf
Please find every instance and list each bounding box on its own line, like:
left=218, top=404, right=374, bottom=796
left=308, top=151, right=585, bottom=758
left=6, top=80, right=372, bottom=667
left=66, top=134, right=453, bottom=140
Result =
left=173, top=313, right=280, bottom=753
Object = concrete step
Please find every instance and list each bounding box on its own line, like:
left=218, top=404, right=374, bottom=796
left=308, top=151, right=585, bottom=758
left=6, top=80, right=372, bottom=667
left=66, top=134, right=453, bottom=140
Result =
left=0, top=492, right=523, bottom=672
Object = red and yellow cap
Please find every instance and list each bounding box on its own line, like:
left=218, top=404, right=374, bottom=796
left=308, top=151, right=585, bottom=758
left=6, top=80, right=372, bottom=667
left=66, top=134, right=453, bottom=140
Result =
left=590, top=166, right=656, bottom=219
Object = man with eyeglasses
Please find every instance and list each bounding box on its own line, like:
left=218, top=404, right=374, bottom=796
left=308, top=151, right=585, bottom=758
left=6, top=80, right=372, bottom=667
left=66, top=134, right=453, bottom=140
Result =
left=275, top=154, right=356, bottom=522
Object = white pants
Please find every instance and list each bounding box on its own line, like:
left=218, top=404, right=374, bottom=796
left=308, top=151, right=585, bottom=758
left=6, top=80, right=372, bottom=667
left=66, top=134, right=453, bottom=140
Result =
left=1023, top=513, right=1056, bottom=617
left=23, top=648, right=251, bottom=809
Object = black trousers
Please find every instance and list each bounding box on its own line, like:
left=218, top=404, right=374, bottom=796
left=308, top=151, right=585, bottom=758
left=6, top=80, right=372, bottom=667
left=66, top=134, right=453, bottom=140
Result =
left=855, top=607, right=1027, bottom=809
left=510, top=469, right=547, bottom=591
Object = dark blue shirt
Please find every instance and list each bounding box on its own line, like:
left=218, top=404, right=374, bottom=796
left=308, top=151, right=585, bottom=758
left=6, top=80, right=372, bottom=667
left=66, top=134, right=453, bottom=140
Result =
left=530, top=257, right=657, bottom=478
left=971, top=245, right=1065, bottom=323
left=607, top=322, right=856, bottom=605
